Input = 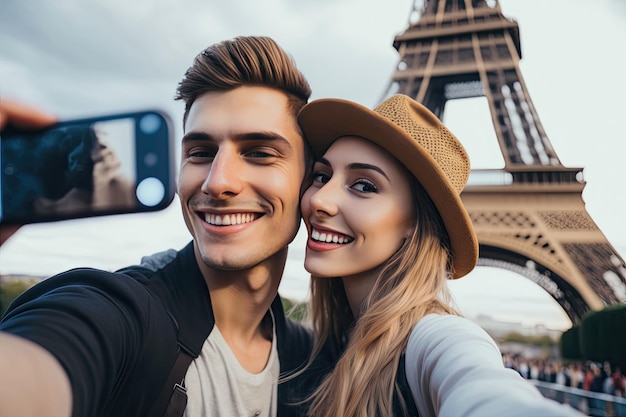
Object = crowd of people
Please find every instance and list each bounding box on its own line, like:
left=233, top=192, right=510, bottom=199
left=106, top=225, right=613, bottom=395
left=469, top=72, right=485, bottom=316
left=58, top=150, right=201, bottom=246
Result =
left=503, top=354, right=626, bottom=416
left=503, top=354, right=624, bottom=396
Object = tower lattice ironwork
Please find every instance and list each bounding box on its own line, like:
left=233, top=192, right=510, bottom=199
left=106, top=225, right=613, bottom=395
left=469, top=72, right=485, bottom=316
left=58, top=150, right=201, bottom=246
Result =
left=381, top=0, right=626, bottom=323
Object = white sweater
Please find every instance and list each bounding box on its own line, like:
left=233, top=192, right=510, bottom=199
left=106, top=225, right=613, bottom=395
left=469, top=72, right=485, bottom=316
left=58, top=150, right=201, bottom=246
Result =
left=405, top=314, right=584, bottom=417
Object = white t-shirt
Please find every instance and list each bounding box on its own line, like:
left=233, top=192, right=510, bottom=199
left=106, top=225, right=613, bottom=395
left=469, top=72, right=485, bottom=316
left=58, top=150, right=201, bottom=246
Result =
left=183, top=318, right=278, bottom=417
left=405, top=314, right=584, bottom=417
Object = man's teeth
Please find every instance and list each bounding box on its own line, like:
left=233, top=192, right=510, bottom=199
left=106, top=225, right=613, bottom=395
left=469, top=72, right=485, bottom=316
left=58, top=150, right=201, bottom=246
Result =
left=311, top=229, right=353, bottom=244
left=205, top=213, right=255, bottom=226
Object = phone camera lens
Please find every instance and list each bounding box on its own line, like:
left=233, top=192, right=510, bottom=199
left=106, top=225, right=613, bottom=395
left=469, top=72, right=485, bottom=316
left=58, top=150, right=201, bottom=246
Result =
left=139, top=114, right=162, bottom=135
left=144, top=152, right=158, bottom=167
left=136, top=177, right=165, bottom=207
left=4, top=165, right=16, bottom=176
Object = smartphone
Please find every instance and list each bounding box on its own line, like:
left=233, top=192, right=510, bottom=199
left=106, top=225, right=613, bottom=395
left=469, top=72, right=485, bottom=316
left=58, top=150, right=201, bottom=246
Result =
left=0, top=110, right=176, bottom=225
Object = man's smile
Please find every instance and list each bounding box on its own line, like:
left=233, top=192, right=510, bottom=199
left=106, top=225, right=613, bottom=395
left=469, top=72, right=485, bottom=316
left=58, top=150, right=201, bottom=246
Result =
left=201, top=212, right=262, bottom=226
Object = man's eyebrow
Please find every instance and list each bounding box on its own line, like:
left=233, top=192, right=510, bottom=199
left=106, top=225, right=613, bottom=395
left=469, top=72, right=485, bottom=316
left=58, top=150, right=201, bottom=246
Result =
left=181, top=131, right=292, bottom=147
left=181, top=131, right=211, bottom=143
left=235, top=132, right=292, bottom=148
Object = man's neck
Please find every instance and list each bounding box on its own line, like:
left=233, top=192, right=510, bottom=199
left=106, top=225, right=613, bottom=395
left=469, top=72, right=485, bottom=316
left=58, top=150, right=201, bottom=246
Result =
left=198, top=248, right=286, bottom=372
left=207, top=268, right=280, bottom=335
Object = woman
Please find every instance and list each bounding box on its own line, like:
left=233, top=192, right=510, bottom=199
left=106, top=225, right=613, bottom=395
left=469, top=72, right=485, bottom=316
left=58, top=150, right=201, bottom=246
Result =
left=296, top=94, right=583, bottom=417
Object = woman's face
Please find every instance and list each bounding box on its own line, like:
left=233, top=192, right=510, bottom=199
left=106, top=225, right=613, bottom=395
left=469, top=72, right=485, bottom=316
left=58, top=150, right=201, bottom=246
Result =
left=301, top=136, right=415, bottom=280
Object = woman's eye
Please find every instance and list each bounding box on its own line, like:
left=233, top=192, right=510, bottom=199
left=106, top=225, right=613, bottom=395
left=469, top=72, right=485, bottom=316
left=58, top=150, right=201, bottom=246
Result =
left=352, top=180, right=378, bottom=193
left=312, top=172, right=330, bottom=184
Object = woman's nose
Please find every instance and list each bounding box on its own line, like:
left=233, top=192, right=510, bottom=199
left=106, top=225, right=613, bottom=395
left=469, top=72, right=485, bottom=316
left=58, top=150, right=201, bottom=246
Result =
left=308, top=181, right=340, bottom=217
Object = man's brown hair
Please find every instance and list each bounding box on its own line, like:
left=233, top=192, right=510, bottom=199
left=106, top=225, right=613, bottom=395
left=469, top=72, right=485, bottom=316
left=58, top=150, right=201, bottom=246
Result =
left=175, top=36, right=312, bottom=127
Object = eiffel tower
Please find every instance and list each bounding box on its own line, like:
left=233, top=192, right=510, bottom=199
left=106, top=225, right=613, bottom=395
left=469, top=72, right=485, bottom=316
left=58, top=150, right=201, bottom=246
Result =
left=381, top=0, right=626, bottom=324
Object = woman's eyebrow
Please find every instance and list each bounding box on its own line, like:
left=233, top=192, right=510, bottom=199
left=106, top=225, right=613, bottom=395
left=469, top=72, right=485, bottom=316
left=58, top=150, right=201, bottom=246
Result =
left=316, top=157, right=390, bottom=181
left=317, top=157, right=331, bottom=167
left=348, top=162, right=390, bottom=181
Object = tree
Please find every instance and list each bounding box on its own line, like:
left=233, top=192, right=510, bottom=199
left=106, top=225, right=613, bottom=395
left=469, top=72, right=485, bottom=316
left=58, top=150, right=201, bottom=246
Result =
left=560, top=304, right=626, bottom=369
left=0, top=279, right=38, bottom=316
left=560, top=325, right=581, bottom=361
left=580, top=304, right=626, bottom=369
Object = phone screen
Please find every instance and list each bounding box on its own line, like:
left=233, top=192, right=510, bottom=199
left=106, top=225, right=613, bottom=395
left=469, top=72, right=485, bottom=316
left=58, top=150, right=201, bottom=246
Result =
left=0, top=110, right=175, bottom=224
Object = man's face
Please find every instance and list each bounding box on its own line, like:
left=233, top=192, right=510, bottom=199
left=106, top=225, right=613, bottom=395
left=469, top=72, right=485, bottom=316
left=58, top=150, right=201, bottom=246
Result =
left=178, top=86, right=306, bottom=271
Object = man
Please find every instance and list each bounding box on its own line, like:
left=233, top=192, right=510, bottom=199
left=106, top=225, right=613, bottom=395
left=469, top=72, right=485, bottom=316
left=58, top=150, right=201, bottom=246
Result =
left=0, top=36, right=314, bottom=417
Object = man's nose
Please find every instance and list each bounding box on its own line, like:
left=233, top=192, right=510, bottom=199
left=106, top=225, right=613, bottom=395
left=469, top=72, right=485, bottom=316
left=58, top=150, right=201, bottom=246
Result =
left=201, top=149, right=244, bottom=199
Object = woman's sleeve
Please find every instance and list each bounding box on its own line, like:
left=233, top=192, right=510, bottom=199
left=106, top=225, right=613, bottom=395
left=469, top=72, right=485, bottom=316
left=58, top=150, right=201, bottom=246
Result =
left=405, top=314, right=584, bottom=417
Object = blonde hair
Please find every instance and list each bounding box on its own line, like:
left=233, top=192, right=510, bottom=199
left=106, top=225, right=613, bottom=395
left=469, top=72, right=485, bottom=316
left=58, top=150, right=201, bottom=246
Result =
left=306, top=177, right=460, bottom=417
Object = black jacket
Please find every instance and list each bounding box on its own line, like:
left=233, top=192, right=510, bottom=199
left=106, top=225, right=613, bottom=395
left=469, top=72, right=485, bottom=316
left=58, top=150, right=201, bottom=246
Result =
left=1, top=242, right=313, bottom=417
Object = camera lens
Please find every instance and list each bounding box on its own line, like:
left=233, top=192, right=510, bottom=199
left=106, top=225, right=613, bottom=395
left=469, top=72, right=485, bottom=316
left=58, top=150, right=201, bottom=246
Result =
left=136, top=177, right=165, bottom=207
left=139, top=114, right=162, bottom=135
left=143, top=152, right=158, bottom=167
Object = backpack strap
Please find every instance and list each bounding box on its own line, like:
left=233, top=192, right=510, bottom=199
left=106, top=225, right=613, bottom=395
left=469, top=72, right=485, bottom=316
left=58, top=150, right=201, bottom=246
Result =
left=148, top=345, right=194, bottom=417
left=397, top=354, right=420, bottom=416
left=125, top=244, right=213, bottom=417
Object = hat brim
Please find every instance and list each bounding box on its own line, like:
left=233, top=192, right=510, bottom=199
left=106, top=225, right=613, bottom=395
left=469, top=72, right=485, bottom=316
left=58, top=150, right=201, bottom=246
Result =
left=298, top=98, right=477, bottom=278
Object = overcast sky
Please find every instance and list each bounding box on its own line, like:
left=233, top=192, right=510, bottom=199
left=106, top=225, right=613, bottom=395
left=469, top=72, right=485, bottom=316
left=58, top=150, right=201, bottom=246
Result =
left=1, top=0, right=625, bottom=330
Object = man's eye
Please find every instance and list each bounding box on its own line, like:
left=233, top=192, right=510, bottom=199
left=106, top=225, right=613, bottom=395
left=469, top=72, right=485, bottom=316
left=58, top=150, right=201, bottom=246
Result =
left=190, top=151, right=211, bottom=157
left=246, top=150, right=273, bottom=158
left=187, top=148, right=215, bottom=160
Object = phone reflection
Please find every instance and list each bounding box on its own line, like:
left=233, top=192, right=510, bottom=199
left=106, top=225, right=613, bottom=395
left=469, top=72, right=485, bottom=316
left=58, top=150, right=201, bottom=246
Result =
left=2, top=122, right=136, bottom=221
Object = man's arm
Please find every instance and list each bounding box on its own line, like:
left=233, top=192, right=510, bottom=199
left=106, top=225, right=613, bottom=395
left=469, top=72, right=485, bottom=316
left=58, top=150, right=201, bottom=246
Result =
left=0, top=99, right=70, bottom=416
left=0, top=332, right=71, bottom=417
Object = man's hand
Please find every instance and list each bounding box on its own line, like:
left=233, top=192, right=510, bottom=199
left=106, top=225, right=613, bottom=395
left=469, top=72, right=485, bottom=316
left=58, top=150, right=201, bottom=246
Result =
left=0, top=98, right=56, bottom=131
left=0, top=98, right=57, bottom=245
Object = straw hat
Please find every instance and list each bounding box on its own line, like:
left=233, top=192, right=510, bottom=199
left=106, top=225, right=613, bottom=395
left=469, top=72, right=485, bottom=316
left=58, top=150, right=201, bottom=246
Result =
left=298, top=94, right=478, bottom=278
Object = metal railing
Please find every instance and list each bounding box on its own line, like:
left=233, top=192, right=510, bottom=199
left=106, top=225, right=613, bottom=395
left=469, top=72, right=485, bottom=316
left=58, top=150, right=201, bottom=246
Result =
left=529, top=380, right=626, bottom=417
